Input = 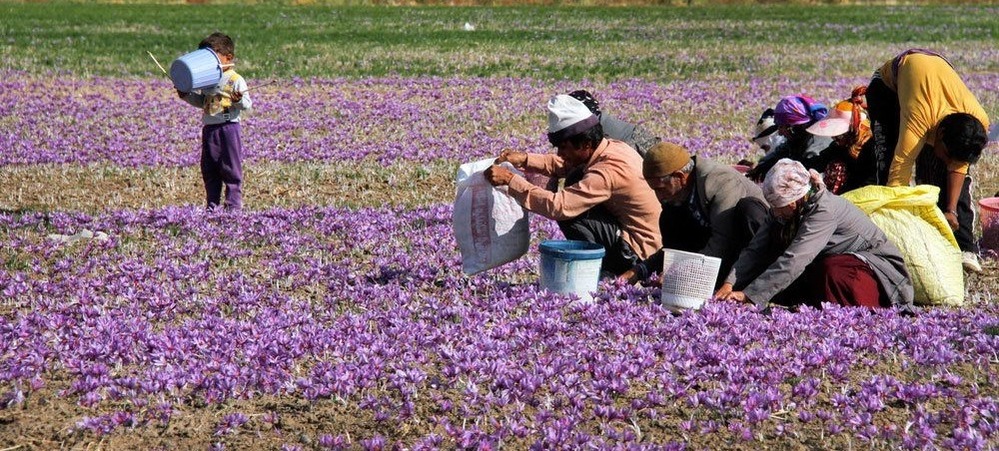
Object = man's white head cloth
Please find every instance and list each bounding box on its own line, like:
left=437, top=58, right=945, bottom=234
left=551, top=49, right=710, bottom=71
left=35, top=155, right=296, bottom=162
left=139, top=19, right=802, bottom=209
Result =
left=546, top=94, right=599, bottom=144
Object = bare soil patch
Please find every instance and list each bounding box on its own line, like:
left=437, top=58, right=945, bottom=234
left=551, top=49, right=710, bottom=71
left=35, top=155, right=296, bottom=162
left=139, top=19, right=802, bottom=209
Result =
left=0, top=160, right=455, bottom=215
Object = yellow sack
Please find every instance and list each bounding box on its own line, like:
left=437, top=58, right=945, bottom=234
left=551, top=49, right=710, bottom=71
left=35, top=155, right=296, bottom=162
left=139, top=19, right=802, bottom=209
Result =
left=842, top=185, right=963, bottom=306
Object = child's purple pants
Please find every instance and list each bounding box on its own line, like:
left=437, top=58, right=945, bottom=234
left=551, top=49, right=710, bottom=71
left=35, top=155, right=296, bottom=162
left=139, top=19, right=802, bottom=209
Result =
left=201, top=122, right=243, bottom=210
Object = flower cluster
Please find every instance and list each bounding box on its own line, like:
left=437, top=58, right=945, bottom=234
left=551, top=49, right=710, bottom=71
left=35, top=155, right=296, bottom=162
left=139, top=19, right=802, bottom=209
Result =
left=1, top=204, right=997, bottom=448
left=3, top=73, right=996, bottom=167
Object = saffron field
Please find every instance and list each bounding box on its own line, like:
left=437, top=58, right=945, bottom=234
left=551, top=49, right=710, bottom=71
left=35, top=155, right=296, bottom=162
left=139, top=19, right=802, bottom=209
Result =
left=2, top=3, right=999, bottom=450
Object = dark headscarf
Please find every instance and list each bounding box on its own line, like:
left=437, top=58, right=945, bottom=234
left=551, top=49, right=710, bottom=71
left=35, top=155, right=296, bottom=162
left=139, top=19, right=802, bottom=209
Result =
left=568, top=89, right=602, bottom=117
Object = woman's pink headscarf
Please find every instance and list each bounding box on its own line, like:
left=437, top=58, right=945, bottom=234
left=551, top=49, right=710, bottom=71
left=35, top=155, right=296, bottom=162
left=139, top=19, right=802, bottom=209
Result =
left=774, top=95, right=828, bottom=127
left=763, top=158, right=824, bottom=208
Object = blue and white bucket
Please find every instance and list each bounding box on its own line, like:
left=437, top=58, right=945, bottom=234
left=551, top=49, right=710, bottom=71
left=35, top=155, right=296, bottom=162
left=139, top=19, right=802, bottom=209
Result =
left=169, top=48, right=223, bottom=92
left=539, top=240, right=605, bottom=303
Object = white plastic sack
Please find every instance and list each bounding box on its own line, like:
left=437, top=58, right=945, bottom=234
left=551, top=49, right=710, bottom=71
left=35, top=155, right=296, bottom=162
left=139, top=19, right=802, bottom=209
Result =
left=453, top=158, right=530, bottom=275
left=46, top=229, right=110, bottom=244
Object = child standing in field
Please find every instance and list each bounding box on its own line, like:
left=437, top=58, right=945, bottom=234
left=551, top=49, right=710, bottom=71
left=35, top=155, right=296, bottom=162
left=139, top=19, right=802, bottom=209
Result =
left=177, top=32, right=252, bottom=210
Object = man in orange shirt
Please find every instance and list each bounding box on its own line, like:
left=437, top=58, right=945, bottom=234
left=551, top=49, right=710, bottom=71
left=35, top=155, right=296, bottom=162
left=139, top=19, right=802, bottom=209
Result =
left=865, top=49, right=990, bottom=272
left=484, top=95, right=662, bottom=276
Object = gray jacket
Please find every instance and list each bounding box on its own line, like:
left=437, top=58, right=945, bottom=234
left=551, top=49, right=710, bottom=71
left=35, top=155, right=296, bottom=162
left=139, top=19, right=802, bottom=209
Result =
left=600, top=113, right=660, bottom=158
left=726, top=190, right=914, bottom=308
left=691, top=157, right=766, bottom=260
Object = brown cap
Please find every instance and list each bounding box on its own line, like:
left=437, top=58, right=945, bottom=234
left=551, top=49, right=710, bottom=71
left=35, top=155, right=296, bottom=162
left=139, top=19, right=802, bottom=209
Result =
left=643, top=142, right=692, bottom=179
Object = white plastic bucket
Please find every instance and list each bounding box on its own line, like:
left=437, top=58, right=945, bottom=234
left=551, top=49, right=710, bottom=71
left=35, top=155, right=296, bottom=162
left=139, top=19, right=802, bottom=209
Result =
left=539, top=240, right=605, bottom=303
left=169, top=48, right=223, bottom=92
left=660, top=248, right=721, bottom=311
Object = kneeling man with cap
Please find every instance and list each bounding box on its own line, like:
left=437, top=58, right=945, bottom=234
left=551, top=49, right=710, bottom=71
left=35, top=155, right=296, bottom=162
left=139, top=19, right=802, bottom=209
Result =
left=621, top=142, right=769, bottom=287
left=484, top=94, right=662, bottom=276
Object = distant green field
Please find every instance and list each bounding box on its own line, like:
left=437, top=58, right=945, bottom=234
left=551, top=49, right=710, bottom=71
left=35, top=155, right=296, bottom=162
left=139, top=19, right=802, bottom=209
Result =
left=2, top=3, right=997, bottom=81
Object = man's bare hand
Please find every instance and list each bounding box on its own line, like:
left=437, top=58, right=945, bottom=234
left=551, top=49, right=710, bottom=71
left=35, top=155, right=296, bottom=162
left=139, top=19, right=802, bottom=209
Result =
left=495, top=150, right=527, bottom=168
left=618, top=268, right=638, bottom=285
left=484, top=165, right=515, bottom=186
left=944, top=211, right=959, bottom=231
left=714, top=283, right=749, bottom=303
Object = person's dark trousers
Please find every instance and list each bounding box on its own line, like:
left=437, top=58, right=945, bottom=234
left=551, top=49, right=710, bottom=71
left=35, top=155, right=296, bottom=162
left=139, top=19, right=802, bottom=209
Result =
left=810, top=254, right=890, bottom=308
left=726, top=197, right=769, bottom=278
left=660, top=204, right=711, bottom=252
left=845, top=140, right=884, bottom=191
left=554, top=166, right=641, bottom=276
left=865, top=77, right=900, bottom=185
left=769, top=254, right=888, bottom=309
left=657, top=197, right=768, bottom=287
left=915, top=146, right=978, bottom=253
left=557, top=206, right=639, bottom=276
left=201, top=122, right=244, bottom=210
left=734, top=197, right=769, bottom=242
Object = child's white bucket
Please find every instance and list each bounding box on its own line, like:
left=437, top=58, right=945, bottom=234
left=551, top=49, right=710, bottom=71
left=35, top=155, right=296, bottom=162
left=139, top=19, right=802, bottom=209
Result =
left=170, top=48, right=223, bottom=92
left=539, top=240, right=605, bottom=303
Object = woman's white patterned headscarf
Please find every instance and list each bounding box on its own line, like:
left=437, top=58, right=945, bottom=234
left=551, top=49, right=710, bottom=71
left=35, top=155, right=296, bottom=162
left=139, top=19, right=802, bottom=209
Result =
left=763, top=158, right=823, bottom=208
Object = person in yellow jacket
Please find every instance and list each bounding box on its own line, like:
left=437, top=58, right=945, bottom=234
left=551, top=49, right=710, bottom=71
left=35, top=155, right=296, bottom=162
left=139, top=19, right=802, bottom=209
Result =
left=865, top=49, right=990, bottom=273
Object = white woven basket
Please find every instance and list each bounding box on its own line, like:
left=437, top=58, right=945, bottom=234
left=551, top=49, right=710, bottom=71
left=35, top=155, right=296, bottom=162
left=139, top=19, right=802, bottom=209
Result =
left=660, top=249, right=722, bottom=310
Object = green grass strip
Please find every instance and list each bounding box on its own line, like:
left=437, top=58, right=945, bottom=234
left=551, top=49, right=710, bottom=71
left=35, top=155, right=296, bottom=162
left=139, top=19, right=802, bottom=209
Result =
left=2, top=4, right=998, bottom=80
